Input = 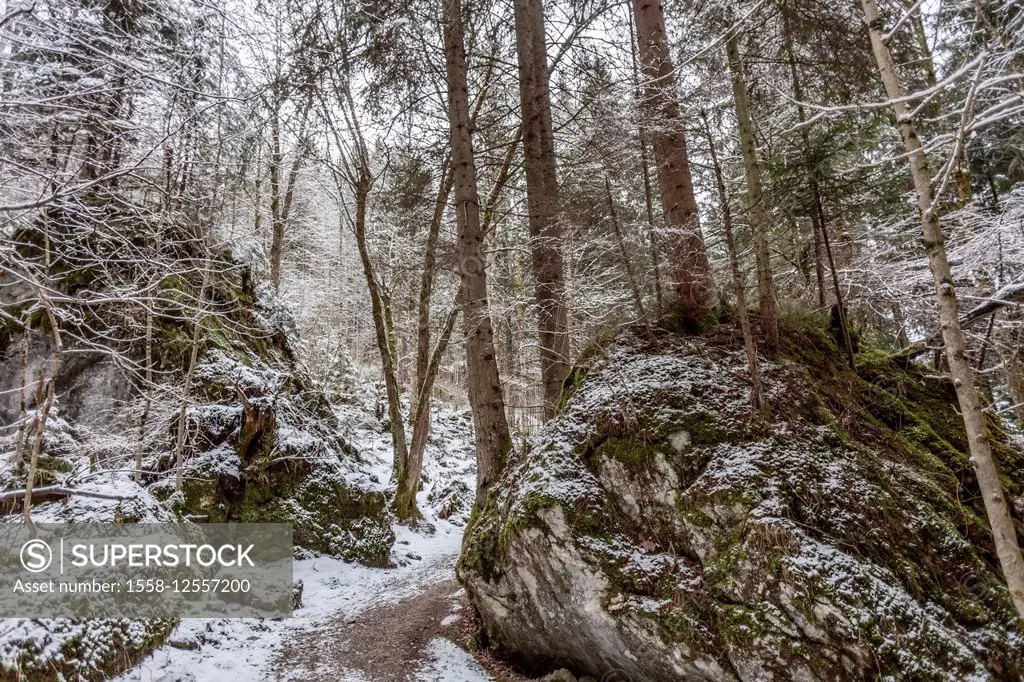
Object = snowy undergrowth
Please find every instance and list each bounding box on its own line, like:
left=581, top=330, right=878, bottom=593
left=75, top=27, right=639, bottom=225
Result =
left=334, top=398, right=478, bottom=527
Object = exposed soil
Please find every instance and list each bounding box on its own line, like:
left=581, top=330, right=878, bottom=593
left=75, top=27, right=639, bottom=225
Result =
left=438, top=598, right=535, bottom=682
left=274, top=578, right=459, bottom=681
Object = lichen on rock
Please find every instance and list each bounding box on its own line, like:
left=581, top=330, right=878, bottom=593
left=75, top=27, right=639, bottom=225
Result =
left=458, top=324, right=1024, bottom=681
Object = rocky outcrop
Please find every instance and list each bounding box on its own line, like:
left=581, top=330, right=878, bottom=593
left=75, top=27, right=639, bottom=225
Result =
left=0, top=619, right=175, bottom=682
left=458, top=325, right=1024, bottom=681
left=0, top=202, right=392, bottom=563
left=0, top=201, right=394, bottom=680
left=147, top=347, right=394, bottom=566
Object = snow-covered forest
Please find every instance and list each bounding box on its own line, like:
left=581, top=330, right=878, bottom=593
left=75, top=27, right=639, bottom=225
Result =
left=1, top=0, right=1023, bottom=678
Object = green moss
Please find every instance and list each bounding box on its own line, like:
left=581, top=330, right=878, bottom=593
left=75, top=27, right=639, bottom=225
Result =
left=461, top=314, right=1024, bottom=676
left=594, top=436, right=663, bottom=470
left=459, top=496, right=503, bottom=582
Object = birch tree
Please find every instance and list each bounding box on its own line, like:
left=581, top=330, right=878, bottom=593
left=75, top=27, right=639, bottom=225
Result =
left=861, top=0, right=1024, bottom=618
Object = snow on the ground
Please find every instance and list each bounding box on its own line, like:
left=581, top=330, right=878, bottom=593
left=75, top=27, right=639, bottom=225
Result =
left=114, top=400, right=489, bottom=682
left=414, top=638, right=493, bottom=682
left=0, top=368, right=488, bottom=682
left=117, top=521, right=467, bottom=682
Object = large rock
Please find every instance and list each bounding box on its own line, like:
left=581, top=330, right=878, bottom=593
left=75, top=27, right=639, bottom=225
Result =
left=0, top=202, right=394, bottom=679
left=458, top=325, right=1024, bottom=681
left=0, top=202, right=393, bottom=564
left=146, top=348, right=394, bottom=566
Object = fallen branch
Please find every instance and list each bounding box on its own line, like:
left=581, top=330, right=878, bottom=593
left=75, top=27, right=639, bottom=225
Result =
left=893, top=278, right=1024, bottom=361
left=0, top=485, right=131, bottom=504
left=960, top=280, right=1024, bottom=327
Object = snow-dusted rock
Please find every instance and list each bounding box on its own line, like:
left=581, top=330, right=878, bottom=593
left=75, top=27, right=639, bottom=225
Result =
left=458, top=327, right=1024, bottom=681
left=0, top=618, right=175, bottom=682
left=0, top=239, right=395, bottom=566
left=148, top=349, right=394, bottom=566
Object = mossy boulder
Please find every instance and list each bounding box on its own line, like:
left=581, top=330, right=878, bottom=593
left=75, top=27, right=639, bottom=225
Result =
left=2, top=200, right=395, bottom=566
left=148, top=350, right=394, bottom=566
left=458, top=324, right=1024, bottom=681
left=0, top=618, right=176, bottom=682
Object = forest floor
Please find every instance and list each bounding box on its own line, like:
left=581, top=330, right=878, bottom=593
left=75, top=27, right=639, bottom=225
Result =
left=115, top=401, right=524, bottom=682
left=276, top=578, right=463, bottom=680
left=115, top=519, right=496, bottom=682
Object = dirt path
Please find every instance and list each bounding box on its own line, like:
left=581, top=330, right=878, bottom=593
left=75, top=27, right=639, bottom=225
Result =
left=272, top=578, right=460, bottom=681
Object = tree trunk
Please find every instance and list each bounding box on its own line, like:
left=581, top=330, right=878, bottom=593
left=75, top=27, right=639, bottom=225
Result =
left=812, top=215, right=825, bottom=308
left=403, top=70, right=502, bottom=511
left=23, top=305, right=63, bottom=526
left=631, top=0, right=714, bottom=321
left=862, top=0, right=1024, bottom=620
left=605, top=176, right=651, bottom=335
left=269, top=100, right=311, bottom=293
left=269, top=110, right=283, bottom=289
left=174, top=260, right=211, bottom=492
left=13, top=319, right=30, bottom=471
left=700, top=112, right=764, bottom=415
left=351, top=174, right=411, bottom=510
left=726, top=30, right=778, bottom=350
left=892, top=303, right=910, bottom=348
left=413, top=159, right=454, bottom=412
left=512, top=0, right=570, bottom=420
left=781, top=8, right=854, bottom=366
left=443, top=0, right=512, bottom=504
left=627, top=7, right=663, bottom=315
left=137, top=303, right=152, bottom=483
left=396, top=301, right=460, bottom=518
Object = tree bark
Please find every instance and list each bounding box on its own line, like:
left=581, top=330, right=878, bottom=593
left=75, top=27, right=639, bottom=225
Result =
left=700, top=111, right=764, bottom=415
left=413, top=159, right=454, bottom=413
left=269, top=110, right=283, bottom=288
left=23, top=304, right=63, bottom=525
left=13, top=318, right=30, bottom=471
left=862, top=0, right=1024, bottom=620
left=396, top=300, right=460, bottom=518
left=137, top=302, right=152, bottom=483
left=627, top=6, right=663, bottom=315
left=512, top=0, right=570, bottom=420
left=443, top=0, right=512, bottom=504
left=726, top=30, right=778, bottom=350
left=631, top=0, right=714, bottom=321
left=269, top=103, right=311, bottom=293
left=605, top=176, right=651, bottom=335
left=174, top=260, right=211, bottom=492
left=351, top=174, right=411, bottom=506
